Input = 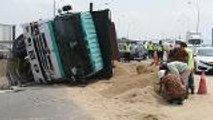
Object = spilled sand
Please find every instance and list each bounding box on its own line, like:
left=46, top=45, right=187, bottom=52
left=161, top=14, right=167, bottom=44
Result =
left=1, top=58, right=213, bottom=119
left=64, top=61, right=213, bottom=120
left=64, top=61, right=169, bottom=120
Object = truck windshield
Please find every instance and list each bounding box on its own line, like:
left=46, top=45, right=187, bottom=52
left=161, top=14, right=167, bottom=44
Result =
left=198, top=49, right=213, bottom=56
left=188, top=39, right=202, bottom=45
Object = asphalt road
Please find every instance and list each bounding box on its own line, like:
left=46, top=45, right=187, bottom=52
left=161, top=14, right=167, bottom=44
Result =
left=0, top=72, right=211, bottom=120
left=0, top=85, right=92, bottom=120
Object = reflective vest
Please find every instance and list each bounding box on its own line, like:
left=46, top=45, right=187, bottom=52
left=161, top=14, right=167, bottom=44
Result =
left=185, top=48, right=194, bottom=69
left=124, top=43, right=131, bottom=53
left=158, top=45, right=163, bottom=51
left=148, top=43, right=154, bottom=50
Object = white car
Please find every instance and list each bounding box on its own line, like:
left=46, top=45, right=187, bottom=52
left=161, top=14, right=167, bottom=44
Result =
left=194, top=47, right=213, bottom=73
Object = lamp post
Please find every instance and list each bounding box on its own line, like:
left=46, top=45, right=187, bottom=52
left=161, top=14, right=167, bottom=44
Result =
left=196, top=0, right=200, bottom=33
left=187, top=0, right=200, bottom=33
left=53, top=0, right=56, bottom=17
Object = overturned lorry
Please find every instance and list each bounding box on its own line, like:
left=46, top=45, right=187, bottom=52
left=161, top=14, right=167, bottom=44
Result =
left=9, top=9, right=118, bottom=85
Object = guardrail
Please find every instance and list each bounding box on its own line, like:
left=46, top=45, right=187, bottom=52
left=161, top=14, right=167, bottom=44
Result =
left=0, top=41, right=13, bottom=44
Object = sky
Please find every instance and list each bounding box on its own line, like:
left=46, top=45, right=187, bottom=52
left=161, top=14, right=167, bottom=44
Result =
left=0, top=0, right=213, bottom=44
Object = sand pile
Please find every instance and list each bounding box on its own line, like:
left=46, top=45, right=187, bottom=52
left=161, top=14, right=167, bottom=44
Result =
left=65, top=61, right=167, bottom=120
left=101, top=73, right=159, bottom=98
left=113, top=61, right=156, bottom=77
left=114, top=86, right=163, bottom=104
left=64, top=61, right=213, bottom=120
left=101, top=61, right=159, bottom=98
left=112, top=61, right=131, bottom=77
left=114, top=61, right=158, bottom=76
left=136, top=64, right=157, bottom=74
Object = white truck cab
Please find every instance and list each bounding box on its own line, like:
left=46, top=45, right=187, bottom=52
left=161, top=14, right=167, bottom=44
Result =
left=186, top=32, right=203, bottom=47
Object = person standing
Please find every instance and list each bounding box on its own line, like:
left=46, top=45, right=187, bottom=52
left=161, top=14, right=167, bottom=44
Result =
left=123, top=42, right=132, bottom=62
left=147, top=41, right=154, bottom=59
left=162, top=42, right=170, bottom=62
left=153, top=43, right=158, bottom=60
left=157, top=40, right=164, bottom=61
left=180, top=42, right=195, bottom=94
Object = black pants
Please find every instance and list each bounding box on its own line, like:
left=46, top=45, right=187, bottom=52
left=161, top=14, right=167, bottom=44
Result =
left=157, top=51, right=164, bottom=61
left=148, top=50, right=154, bottom=58
left=124, top=52, right=131, bottom=62
left=188, top=72, right=195, bottom=94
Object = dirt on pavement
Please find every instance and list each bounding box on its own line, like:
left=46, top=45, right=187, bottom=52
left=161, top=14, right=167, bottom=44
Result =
left=64, top=61, right=213, bottom=120
left=1, top=60, right=210, bottom=120
left=65, top=61, right=170, bottom=120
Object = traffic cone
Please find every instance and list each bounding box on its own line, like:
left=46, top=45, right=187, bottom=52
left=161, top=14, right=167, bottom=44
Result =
left=153, top=50, right=159, bottom=66
left=197, top=71, right=207, bottom=94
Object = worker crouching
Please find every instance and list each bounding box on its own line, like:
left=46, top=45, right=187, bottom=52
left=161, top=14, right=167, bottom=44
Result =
left=162, top=74, right=187, bottom=105
left=159, top=61, right=190, bottom=105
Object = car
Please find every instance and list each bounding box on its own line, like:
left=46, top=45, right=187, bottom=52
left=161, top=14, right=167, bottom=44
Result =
left=133, top=43, right=147, bottom=61
left=194, top=47, right=213, bottom=73
left=118, top=42, right=147, bottom=62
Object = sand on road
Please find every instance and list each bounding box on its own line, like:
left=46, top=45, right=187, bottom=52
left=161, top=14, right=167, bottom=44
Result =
left=65, top=61, right=213, bottom=120
left=1, top=60, right=212, bottom=120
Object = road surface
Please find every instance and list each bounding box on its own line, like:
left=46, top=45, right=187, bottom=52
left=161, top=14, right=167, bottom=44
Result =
left=0, top=85, right=92, bottom=120
left=0, top=73, right=211, bottom=120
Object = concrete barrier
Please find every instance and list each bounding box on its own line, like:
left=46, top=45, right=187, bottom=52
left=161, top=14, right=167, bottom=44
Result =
left=0, top=59, right=10, bottom=89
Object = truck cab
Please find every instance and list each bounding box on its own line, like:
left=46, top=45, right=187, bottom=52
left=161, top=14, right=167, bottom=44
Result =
left=186, top=32, right=203, bottom=47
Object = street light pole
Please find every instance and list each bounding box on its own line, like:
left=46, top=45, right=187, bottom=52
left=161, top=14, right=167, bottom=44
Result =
left=53, top=0, right=56, bottom=17
left=187, top=0, right=200, bottom=33
left=196, top=0, right=200, bottom=33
